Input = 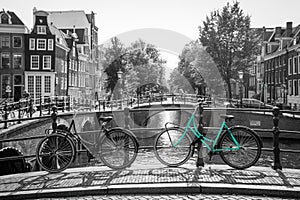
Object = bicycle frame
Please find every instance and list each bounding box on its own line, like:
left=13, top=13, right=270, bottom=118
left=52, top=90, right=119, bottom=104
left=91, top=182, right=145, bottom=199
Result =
left=173, top=111, right=241, bottom=153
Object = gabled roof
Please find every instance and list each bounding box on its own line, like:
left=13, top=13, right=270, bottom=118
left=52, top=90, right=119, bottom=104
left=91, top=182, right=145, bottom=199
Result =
left=47, top=10, right=90, bottom=29
left=0, top=10, right=24, bottom=25
left=48, top=23, right=68, bottom=49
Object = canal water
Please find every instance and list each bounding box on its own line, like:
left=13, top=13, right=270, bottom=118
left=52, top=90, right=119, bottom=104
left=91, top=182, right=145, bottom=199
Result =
left=131, top=109, right=300, bottom=169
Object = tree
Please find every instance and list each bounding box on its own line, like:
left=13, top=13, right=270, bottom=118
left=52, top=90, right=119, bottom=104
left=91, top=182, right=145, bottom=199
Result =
left=172, top=41, right=223, bottom=96
left=102, top=37, right=126, bottom=99
left=199, top=1, right=259, bottom=99
left=101, top=38, right=167, bottom=99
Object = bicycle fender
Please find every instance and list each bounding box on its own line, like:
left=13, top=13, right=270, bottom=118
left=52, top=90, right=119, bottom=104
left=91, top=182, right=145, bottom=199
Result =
left=108, top=127, right=139, bottom=149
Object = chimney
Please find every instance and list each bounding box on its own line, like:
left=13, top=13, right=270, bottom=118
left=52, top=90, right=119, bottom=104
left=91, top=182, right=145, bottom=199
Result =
left=286, top=22, right=293, bottom=37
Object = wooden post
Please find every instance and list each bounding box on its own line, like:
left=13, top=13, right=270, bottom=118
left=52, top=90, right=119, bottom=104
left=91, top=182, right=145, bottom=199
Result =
left=196, top=102, right=205, bottom=167
left=272, top=107, right=282, bottom=170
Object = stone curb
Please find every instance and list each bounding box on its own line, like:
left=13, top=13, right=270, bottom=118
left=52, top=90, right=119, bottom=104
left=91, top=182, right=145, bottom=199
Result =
left=1, top=182, right=300, bottom=199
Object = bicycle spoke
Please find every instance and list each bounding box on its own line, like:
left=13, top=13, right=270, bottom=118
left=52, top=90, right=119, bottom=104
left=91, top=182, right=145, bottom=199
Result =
left=154, top=128, right=193, bottom=167
left=219, top=128, right=261, bottom=169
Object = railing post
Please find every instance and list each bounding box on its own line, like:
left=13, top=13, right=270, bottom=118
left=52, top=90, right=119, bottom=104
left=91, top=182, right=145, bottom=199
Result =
left=18, top=100, right=21, bottom=124
left=67, top=96, right=71, bottom=111
left=124, top=107, right=130, bottom=129
left=124, top=107, right=130, bottom=163
left=51, top=106, right=58, bottom=132
left=29, top=98, right=33, bottom=118
left=102, top=100, right=105, bottom=111
left=4, top=101, right=8, bottom=129
left=272, top=106, right=282, bottom=170
left=48, top=97, right=51, bottom=115
left=172, top=94, right=174, bottom=104
left=39, top=97, right=42, bottom=116
left=62, top=96, right=65, bottom=112
left=196, top=102, right=205, bottom=167
left=55, top=96, right=58, bottom=108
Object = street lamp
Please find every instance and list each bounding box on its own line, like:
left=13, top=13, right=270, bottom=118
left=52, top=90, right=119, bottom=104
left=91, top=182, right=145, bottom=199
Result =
left=238, top=71, right=244, bottom=108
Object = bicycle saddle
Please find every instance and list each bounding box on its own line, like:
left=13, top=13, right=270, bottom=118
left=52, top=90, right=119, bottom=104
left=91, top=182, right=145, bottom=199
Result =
left=99, top=116, right=113, bottom=122
left=220, top=114, right=234, bottom=121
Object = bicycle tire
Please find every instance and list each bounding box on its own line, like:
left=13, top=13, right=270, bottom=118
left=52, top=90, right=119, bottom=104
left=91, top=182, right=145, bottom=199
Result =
left=98, top=129, right=138, bottom=169
left=219, top=127, right=262, bottom=169
left=154, top=127, right=193, bottom=167
left=36, top=132, right=75, bottom=173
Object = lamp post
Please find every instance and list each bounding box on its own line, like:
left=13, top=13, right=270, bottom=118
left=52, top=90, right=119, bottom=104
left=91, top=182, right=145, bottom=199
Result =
left=117, top=68, right=123, bottom=109
left=238, top=71, right=244, bottom=108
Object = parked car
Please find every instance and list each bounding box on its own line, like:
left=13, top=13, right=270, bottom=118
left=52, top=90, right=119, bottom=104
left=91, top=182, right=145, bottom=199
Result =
left=274, top=102, right=291, bottom=110
left=224, top=101, right=237, bottom=108
left=240, top=98, right=274, bottom=109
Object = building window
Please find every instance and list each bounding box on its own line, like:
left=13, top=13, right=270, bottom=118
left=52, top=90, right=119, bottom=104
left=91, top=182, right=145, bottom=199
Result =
left=37, top=39, right=46, bottom=50
left=294, top=80, right=298, bottom=96
left=293, top=57, right=298, bottom=74
left=48, top=39, right=53, bottom=50
left=1, top=53, right=10, bottom=69
left=14, top=75, right=22, bottom=85
left=43, top=56, right=51, bottom=70
left=45, top=76, right=51, bottom=93
left=29, top=38, right=35, bottom=50
left=30, top=55, right=39, bottom=69
left=13, top=54, right=22, bottom=69
left=298, top=55, right=300, bottom=74
left=60, top=77, right=65, bottom=90
left=299, top=80, right=300, bottom=96
left=1, top=74, right=10, bottom=98
left=13, top=36, right=22, bottom=48
left=37, top=26, right=46, bottom=34
left=28, top=76, right=34, bottom=96
left=1, top=36, right=10, bottom=48
left=36, top=76, right=41, bottom=100
left=288, top=80, right=293, bottom=95
left=278, top=70, right=281, bottom=83
left=1, top=14, right=9, bottom=24
left=288, top=58, right=292, bottom=75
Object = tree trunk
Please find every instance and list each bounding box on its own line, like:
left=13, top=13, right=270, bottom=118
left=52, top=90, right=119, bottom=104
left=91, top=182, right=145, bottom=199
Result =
left=226, top=79, right=232, bottom=100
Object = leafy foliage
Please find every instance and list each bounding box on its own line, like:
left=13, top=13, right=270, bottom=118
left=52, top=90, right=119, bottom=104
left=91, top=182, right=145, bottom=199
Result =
left=198, top=2, right=259, bottom=98
left=101, top=38, right=167, bottom=99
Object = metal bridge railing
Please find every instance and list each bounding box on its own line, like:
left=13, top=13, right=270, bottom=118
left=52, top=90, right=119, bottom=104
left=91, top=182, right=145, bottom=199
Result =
left=0, top=104, right=299, bottom=174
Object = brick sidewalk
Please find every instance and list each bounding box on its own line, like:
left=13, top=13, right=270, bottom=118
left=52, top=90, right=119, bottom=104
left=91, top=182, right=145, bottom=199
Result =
left=0, top=164, right=300, bottom=199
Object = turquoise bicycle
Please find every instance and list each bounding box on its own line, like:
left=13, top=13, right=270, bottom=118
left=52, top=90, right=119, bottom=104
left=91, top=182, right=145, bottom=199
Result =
left=154, top=103, right=262, bottom=169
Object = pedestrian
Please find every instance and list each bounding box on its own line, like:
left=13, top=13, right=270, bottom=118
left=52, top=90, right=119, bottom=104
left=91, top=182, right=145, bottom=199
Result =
left=23, top=90, right=30, bottom=99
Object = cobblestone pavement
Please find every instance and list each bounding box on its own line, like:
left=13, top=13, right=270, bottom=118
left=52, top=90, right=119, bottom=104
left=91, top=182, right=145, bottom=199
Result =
left=37, top=194, right=297, bottom=200
left=1, top=163, right=300, bottom=199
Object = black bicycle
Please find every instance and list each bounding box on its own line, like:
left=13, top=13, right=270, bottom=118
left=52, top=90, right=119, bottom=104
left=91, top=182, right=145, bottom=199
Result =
left=36, top=108, right=139, bottom=173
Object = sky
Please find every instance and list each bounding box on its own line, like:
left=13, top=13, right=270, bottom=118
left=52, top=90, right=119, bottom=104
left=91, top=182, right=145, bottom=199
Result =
left=2, top=0, right=300, bottom=69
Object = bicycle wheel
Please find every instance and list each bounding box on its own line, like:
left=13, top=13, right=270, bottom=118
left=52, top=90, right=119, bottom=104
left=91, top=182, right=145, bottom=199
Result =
left=219, top=127, right=262, bottom=169
left=98, top=129, right=138, bottom=169
left=154, top=127, right=193, bottom=167
left=36, top=133, right=75, bottom=173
